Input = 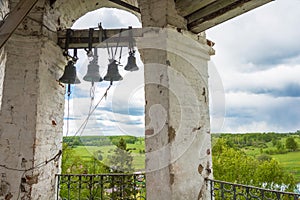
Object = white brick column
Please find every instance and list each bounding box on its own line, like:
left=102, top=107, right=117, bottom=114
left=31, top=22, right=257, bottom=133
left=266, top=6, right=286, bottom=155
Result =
left=0, top=32, right=65, bottom=200
left=0, top=0, right=67, bottom=198
left=138, top=27, right=213, bottom=199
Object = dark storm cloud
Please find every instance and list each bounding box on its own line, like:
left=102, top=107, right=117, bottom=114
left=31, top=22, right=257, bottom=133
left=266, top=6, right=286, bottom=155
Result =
left=223, top=93, right=300, bottom=133
left=227, top=83, right=300, bottom=98
left=254, top=84, right=300, bottom=97
left=247, top=51, right=300, bottom=67
left=266, top=99, right=300, bottom=127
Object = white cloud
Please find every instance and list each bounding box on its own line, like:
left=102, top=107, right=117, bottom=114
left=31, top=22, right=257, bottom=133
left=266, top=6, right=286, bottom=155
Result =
left=207, top=0, right=300, bottom=70
left=72, top=8, right=141, bottom=29
left=207, top=0, right=300, bottom=133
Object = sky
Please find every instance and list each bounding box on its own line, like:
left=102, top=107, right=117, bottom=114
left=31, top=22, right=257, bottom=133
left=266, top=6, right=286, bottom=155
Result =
left=63, top=0, right=300, bottom=137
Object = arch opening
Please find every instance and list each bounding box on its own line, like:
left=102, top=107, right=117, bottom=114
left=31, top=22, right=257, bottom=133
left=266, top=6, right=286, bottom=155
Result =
left=60, top=7, right=145, bottom=175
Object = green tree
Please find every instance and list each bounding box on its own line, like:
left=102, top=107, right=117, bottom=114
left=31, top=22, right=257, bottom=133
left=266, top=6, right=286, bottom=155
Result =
left=107, top=138, right=136, bottom=199
left=286, top=137, right=298, bottom=151
left=61, top=143, right=88, bottom=174
left=272, top=138, right=278, bottom=146
left=91, top=150, right=109, bottom=174
left=212, top=139, right=296, bottom=191
left=276, top=140, right=284, bottom=150
left=60, top=143, right=110, bottom=199
left=108, top=138, right=134, bottom=173
left=257, top=154, right=272, bottom=162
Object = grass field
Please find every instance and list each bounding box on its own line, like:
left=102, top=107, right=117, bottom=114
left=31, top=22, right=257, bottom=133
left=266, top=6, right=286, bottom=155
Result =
left=237, top=149, right=300, bottom=183
left=271, top=151, right=300, bottom=182
left=67, top=134, right=300, bottom=184
left=73, top=143, right=145, bottom=171
left=74, top=144, right=300, bottom=182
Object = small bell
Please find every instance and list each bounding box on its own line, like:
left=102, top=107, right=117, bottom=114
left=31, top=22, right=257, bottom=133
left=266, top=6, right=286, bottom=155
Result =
left=104, top=60, right=123, bottom=82
left=83, top=61, right=103, bottom=83
left=124, top=51, right=139, bottom=72
left=59, top=61, right=80, bottom=84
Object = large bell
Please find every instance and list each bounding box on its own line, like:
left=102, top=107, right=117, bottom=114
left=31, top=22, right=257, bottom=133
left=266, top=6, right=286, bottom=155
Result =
left=124, top=52, right=139, bottom=72
left=83, top=62, right=103, bottom=82
left=59, top=61, right=81, bottom=84
left=104, top=60, right=123, bottom=82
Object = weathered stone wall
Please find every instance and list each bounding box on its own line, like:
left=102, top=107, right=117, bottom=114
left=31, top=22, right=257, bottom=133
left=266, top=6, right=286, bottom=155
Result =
left=31, top=38, right=65, bottom=199
left=0, top=1, right=65, bottom=199
left=0, top=35, right=65, bottom=200
left=137, top=0, right=186, bottom=29
left=138, top=27, right=213, bottom=199
left=137, top=0, right=212, bottom=198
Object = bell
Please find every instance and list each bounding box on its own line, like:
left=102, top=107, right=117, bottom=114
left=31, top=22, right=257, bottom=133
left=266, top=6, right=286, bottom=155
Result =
left=104, top=60, right=123, bottom=82
left=83, top=62, right=103, bottom=82
left=124, top=52, right=139, bottom=71
left=59, top=61, right=80, bottom=84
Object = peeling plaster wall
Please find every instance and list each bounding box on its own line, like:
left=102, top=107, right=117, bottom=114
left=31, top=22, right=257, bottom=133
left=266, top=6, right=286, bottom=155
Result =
left=167, top=31, right=212, bottom=199
left=0, top=35, right=65, bottom=199
left=137, top=0, right=186, bottom=29
left=31, top=39, right=65, bottom=199
left=136, top=0, right=213, bottom=198
left=0, top=34, right=41, bottom=200
left=139, top=27, right=213, bottom=199
left=0, top=1, right=65, bottom=199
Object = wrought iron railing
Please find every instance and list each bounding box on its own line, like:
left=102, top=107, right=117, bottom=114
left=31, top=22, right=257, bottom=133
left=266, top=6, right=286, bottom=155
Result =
left=56, top=174, right=300, bottom=200
left=206, top=178, right=300, bottom=200
left=56, top=173, right=146, bottom=200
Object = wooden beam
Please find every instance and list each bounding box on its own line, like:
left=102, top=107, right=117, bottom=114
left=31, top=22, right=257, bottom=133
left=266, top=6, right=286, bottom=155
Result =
left=188, top=0, right=273, bottom=33
left=0, top=0, right=39, bottom=49
left=108, top=0, right=140, bottom=13
left=175, top=0, right=217, bottom=17
left=57, top=28, right=144, bottom=49
left=187, top=0, right=241, bottom=24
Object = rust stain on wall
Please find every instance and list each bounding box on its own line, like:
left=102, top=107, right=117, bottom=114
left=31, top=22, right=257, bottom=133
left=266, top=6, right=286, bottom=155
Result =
left=145, top=128, right=154, bottom=136
left=25, top=174, right=39, bottom=185
left=198, top=164, right=204, bottom=174
left=202, top=87, right=207, bottom=103
left=206, top=149, right=210, bottom=155
left=170, top=173, right=175, bottom=185
left=169, top=164, right=175, bottom=185
left=168, top=126, right=176, bottom=143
